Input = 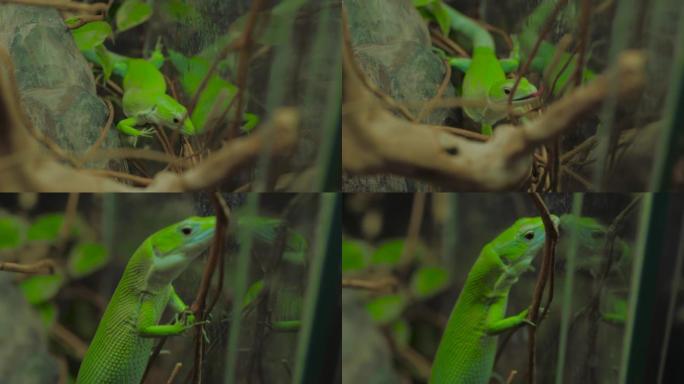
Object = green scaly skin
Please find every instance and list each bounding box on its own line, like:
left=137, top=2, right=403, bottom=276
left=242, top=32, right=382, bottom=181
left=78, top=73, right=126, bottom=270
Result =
left=83, top=44, right=196, bottom=138
left=430, top=215, right=559, bottom=384
left=75, top=216, right=215, bottom=384
left=422, top=3, right=539, bottom=135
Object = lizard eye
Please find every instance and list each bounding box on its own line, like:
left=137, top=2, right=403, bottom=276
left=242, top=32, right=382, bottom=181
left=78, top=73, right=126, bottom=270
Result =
left=523, top=231, right=535, bottom=241
left=173, top=117, right=180, bottom=124
left=503, top=88, right=511, bottom=95
left=181, top=227, right=192, bottom=236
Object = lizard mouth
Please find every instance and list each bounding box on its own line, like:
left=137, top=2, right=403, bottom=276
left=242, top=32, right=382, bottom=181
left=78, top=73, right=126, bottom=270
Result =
left=512, top=93, right=539, bottom=102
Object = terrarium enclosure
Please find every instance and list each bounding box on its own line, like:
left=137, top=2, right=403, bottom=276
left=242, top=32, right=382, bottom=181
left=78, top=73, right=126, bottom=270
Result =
left=0, top=0, right=340, bottom=192
left=0, top=193, right=340, bottom=383
left=342, top=0, right=684, bottom=192
left=342, top=193, right=684, bottom=383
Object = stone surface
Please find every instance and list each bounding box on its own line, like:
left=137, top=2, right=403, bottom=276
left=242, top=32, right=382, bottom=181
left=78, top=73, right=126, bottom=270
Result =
left=342, top=0, right=454, bottom=191
left=0, top=274, right=59, bottom=384
left=342, top=291, right=401, bottom=384
left=0, top=4, right=125, bottom=171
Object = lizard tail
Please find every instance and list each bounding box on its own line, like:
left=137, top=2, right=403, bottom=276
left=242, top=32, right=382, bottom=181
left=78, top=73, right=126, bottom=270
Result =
left=444, top=4, right=495, bottom=49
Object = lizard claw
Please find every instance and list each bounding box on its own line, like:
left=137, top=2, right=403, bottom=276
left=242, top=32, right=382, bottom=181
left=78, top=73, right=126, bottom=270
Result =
left=138, top=127, right=156, bottom=138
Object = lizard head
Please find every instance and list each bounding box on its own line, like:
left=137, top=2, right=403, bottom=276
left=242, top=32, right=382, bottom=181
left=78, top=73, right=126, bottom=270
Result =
left=145, top=216, right=216, bottom=288
left=491, top=215, right=559, bottom=277
left=487, top=77, right=539, bottom=115
left=153, top=94, right=197, bottom=135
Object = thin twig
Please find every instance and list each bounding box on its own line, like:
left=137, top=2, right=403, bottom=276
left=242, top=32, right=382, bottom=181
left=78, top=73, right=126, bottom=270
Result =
left=341, top=277, right=399, bottom=292
left=84, top=169, right=153, bottom=186
left=417, top=62, right=452, bottom=123
left=227, top=0, right=265, bottom=139
left=166, top=363, right=183, bottom=384
left=508, top=0, right=570, bottom=109
left=78, top=99, right=114, bottom=166
left=0, top=0, right=108, bottom=13
left=0, top=259, right=56, bottom=274
left=189, top=193, right=229, bottom=383
left=526, top=193, right=559, bottom=384
left=58, top=192, right=80, bottom=244
left=400, top=193, right=427, bottom=262
left=573, top=0, right=592, bottom=88
left=51, top=323, right=88, bottom=359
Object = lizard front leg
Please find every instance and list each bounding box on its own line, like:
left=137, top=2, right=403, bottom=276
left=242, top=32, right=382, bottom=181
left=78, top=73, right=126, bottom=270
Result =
left=116, top=117, right=156, bottom=138
left=137, top=288, right=198, bottom=338
left=485, top=308, right=533, bottom=335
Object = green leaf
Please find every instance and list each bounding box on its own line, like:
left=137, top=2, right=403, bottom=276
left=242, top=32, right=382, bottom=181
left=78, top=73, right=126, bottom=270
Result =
left=161, top=0, right=201, bottom=24
left=64, top=16, right=81, bottom=28
left=116, top=0, right=152, bottom=33
left=366, top=294, right=406, bottom=324
left=240, top=113, right=260, bottom=133
left=371, top=239, right=405, bottom=266
left=0, top=215, right=25, bottom=250
left=36, top=302, right=58, bottom=329
left=68, top=242, right=109, bottom=278
left=238, top=215, right=284, bottom=243
left=27, top=214, right=66, bottom=242
left=410, top=266, right=449, bottom=298
left=242, top=279, right=265, bottom=310
left=391, top=319, right=410, bottom=346
left=413, top=0, right=436, bottom=7
left=342, top=240, right=368, bottom=272
left=430, top=2, right=451, bottom=36
left=168, top=49, right=238, bottom=132
left=71, top=21, right=112, bottom=51
left=19, top=274, right=65, bottom=305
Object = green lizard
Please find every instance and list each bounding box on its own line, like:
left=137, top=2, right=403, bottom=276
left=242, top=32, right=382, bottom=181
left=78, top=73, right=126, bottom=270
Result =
left=430, top=215, right=559, bottom=384
left=75, top=216, right=215, bottom=384
left=82, top=42, right=197, bottom=138
left=418, top=3, right=540, bottom=135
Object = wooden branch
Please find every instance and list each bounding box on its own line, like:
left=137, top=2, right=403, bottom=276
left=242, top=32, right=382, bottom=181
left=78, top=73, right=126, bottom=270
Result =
left=341, top=277, right=399, bottom=292
left=341, top=8, right=645, bottom=190
left=0, top=46, right=298, bottom=192
left=0, top=0, right=108, bottom=13
left=526, top=193, right=559, bottom=384
left=0, top=259, right=56, bottom=274
left=147, top=108, right=299, bottom=191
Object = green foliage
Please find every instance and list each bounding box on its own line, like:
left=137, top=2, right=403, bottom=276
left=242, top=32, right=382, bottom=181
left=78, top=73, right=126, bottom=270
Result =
left=283, top=231, right=307, bottom=264
left=242, top=279, right=265, bottom=310
left=71, top=21, right=113, bottom=51
left=19, top=274, right=65, bottom=305
left=0, top=215, right=24, bottom=250
left=371, top=239, right=407, bottom=266
left=342, top=239, right=368, bottom=272
left=116, top=0, right=153, bottom=33
left=27, top=214, right=72, bottom=242
left=161, top=0, right=201, bottom=23
left=602, top=292, right=628, bottom=325
left=410, top=265, right=449, bottom=299
left=168, top=49, right=238, bottom=132
left=36, top=302, right=58, bottom=329
left=240, top=113, right=261, bottom=133
left=236, top=215, right=308, bottom=264
left=391, top=319, right=411, bottom=346
left=366, top=294, right=407, bottom=325
left=68, top=242, right=109, bottom=278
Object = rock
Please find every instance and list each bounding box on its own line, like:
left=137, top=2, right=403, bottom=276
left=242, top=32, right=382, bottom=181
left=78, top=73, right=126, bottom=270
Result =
left=0, top=274, right=59, bottom=384
left=342, top=0, right=453, bottom=191
left=0, top=4, right=125, bottom=171
left=342, top=291, right=401, bottom=384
